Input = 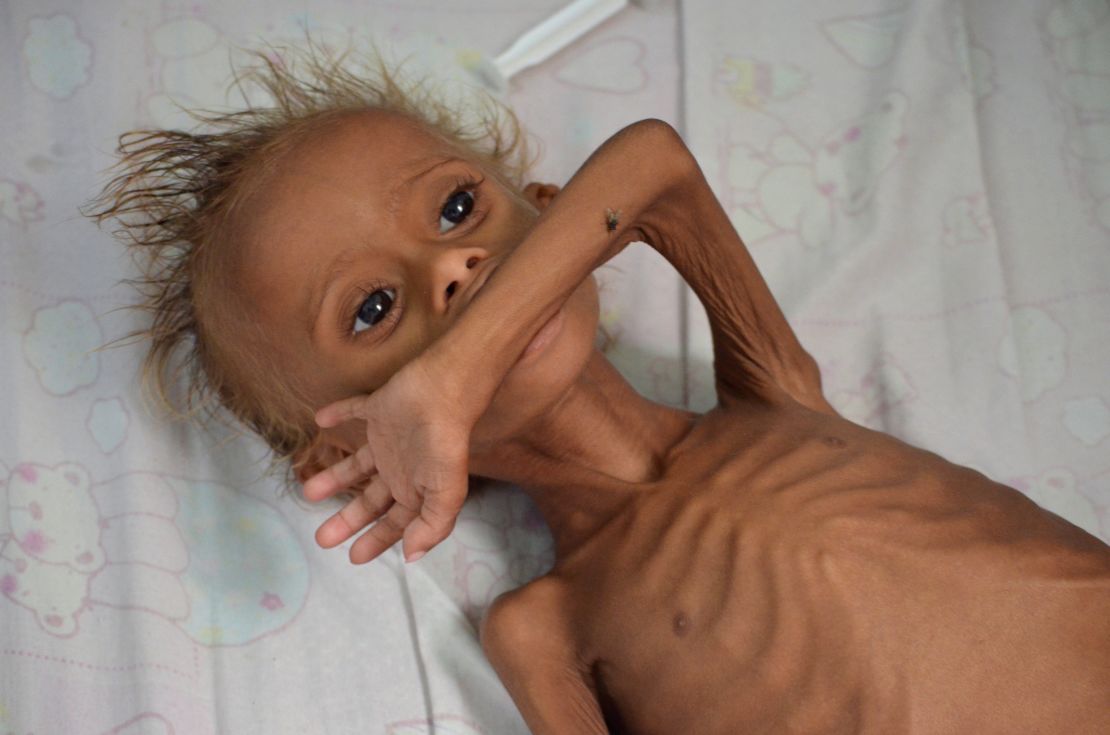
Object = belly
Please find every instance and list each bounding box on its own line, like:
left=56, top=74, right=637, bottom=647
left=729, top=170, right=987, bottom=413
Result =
left=574, top=503, right=887, bottom=733
left=558, top=412, right=1110, bottom=734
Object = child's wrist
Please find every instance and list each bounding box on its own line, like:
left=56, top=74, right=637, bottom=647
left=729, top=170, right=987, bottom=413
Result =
left=420, top=336, right=500, bottom=426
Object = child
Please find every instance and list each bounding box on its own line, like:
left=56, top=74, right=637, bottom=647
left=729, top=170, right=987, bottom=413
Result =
left=90, top=44, right=1110, bottom=733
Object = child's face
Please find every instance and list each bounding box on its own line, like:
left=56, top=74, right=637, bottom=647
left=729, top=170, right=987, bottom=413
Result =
left=226, top=111, right=600, bottom=455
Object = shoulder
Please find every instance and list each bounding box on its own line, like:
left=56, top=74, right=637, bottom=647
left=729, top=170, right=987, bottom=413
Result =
left=479, top=575, right=572, bottom=654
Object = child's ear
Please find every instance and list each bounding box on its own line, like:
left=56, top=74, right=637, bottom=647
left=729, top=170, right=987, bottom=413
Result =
left=292, top=433, right=353, bottom=485
left=522, top=182, right=561, bottom=211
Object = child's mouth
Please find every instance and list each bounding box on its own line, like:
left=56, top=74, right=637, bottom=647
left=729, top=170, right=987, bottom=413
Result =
left=516, top=307, right=565, bottom=365
left=462, top=257, right=565, bottom=365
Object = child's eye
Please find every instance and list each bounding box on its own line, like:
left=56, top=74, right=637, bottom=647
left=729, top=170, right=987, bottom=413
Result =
left=353, top=288, right=396, bottom=334
left=439, top=189, right=475, bottom=233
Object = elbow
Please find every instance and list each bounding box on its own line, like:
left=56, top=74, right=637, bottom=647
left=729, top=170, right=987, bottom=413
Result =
left=620, top=118, right=700, bottom=185
left=623, top=118, right=686, bottom=154
left=624, top=117, right=681, bottom=142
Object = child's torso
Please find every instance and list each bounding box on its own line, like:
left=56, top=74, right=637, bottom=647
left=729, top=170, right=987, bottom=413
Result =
left=545, top=405, right=1110, bottom=734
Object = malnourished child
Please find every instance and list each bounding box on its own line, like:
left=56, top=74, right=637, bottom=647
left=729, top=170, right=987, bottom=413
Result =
left=90, top=47, right=1110, bottom=734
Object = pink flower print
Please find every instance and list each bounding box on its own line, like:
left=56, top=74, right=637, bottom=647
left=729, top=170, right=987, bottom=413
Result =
left=20, top=529, right=49, bottom=555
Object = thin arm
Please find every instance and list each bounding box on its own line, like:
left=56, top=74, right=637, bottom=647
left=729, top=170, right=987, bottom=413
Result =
left=429, top=118, right=832, bottom=418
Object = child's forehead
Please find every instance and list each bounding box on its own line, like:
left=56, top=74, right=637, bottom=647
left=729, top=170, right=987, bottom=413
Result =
left=271, top=111, right=458, bottom=186
left=233, top=111, right=464, bottom=230
left=225, top=111, right=486, bottom=278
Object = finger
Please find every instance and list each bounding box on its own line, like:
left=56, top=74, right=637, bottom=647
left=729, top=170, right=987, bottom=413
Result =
left=360, top=473, right=394, bottom=522
left=314, top=476, right=394, bottom=549
left=349, top=502, right=418, bottom=565
left=401, top=474, right=469, bottom=563
left=302, top=443, right=376, bottom=502
left=314, top=394, right=374, bottom=429
left=315, top=495, right=373, bottom=549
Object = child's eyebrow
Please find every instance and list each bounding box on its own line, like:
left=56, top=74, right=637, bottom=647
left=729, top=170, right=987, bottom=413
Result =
left=306, top=248, right=362, bottom=337
left=385, top=155, right=464, bottom=219
left=305, top=156, right=463, bottom=339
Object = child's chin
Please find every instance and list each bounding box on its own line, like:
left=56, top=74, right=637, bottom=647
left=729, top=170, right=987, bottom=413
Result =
left=501, top=290, right=597, bottom=405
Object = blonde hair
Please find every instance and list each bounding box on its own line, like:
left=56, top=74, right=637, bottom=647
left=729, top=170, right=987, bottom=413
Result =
left=84, top=40, right=537, bottom=482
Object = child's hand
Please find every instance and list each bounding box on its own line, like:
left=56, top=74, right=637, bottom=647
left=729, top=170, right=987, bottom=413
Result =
left=301, top=358, right=474, bottom=565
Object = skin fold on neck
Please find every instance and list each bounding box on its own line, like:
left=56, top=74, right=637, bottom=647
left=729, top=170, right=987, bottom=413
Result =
left=468, top=349, right=699, bottom=559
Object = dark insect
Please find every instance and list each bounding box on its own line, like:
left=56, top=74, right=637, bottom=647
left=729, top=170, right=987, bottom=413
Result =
left=605, top=207, right=621, bottom=232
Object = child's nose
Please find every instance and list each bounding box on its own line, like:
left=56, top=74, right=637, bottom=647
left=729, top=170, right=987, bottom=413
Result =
left=434, top=247, right=490, bottom=313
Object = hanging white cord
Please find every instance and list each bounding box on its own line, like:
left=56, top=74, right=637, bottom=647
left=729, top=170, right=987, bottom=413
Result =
left=389, top=545, right=436, bottom=733
left=462, top=0, right=630, bottom=93
left=493, top=0, right=629, bottom=79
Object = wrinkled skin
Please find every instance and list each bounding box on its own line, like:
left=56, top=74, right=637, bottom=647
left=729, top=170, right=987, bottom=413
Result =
left=535, top=403, right=1110, bottom=733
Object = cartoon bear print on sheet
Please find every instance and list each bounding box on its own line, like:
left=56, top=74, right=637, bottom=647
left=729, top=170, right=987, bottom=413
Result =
left=0, top=462, right=308, bottom=645
left=1, top=463, right=106, bottom=636
left=725, top=92, right=909, bottom=248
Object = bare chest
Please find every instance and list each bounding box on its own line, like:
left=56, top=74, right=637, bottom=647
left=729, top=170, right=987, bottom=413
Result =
left=550, top=409, right=1110, bottom=734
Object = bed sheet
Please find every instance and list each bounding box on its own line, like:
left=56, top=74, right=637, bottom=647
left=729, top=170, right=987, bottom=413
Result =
left=680, top=0, right=1110, bottom=546
left=3, top=0, right=1109, bottom=733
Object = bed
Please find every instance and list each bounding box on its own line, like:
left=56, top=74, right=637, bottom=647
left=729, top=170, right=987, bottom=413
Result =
left=2, top=0, right=1107, bottom=732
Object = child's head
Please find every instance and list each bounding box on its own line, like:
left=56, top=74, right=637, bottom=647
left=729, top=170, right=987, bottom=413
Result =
left=87, top=43, right=602, bottom=484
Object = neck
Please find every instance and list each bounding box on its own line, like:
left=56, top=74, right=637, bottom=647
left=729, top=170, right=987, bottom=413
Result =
left=469, top=350, right=697, bottom=559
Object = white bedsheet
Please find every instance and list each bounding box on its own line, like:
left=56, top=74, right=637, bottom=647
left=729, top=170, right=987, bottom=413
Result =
left=681, top=0, right=1110, bottom=536
left=1, top=1, right=1107, bottom=733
